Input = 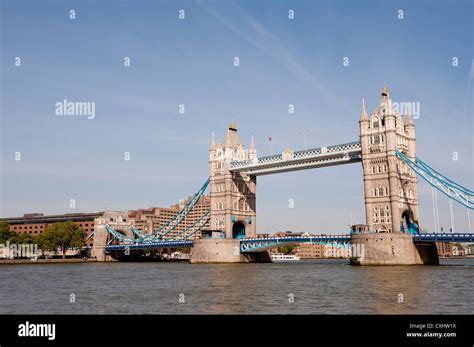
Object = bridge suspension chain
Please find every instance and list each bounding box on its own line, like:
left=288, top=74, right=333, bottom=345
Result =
left=103, top=178, right=210, bottom=244
left=140, top=177, right=210, bottom=241
left=163, top=210, right=210, bottom=241
left=396, top=150, right=474, bottom=209
left=415, top=157, right=474, bottom=196
left=104, top=224, right=137, bottom=243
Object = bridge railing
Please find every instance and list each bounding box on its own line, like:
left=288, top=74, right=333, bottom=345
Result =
left=240, top=234, right=351, bottom=252
left=412, top=233, right=474, bottom=242
left=229, top=141, right=361, bottom=171
left=106, top=240, right=194, bottom=252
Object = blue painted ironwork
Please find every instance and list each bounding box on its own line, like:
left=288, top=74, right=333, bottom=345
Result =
left=105, top=224, right=136, bottom=243
left=103, top=178, right=211, bottom=244
left=232, top=222, right=246, bottom=239
left=104, top=232, right=474, bottom=254
left=396, top=150, right=473, bottom=209
left=141, top=177, right=210, bottom=240
left=130, top=226, right=145, bottom=239
left=415, top=157, right=474, bottom=196
left=164, top=211, right=210, bottom=241
left=240, top=235, right=351, bottom=252
left=106, top=240, right=194, bottom=252
left=412, top=233, right=474, bottom=243
left=85, top=231, right=94, bottom=241
left=229, top=141, right=362, bottom=176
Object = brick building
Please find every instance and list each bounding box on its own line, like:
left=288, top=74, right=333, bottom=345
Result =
left=294, top=243, right=325, bottom=258
left=127, top=195, right=210, bottom=240
left=1, top=195, right=211, bottom=247
left=435, top=242, right=453, bottom=258
left=1, top=212, right=103, bottom=247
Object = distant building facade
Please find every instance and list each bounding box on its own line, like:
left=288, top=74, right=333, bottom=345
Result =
left=294, top=243, right=325, bottom=258
left=435, top=242, right=469, bottom=258
left=127, top=195, right=210, bottom=240
left=1, top=194, right=210, bottom=247
left=267, top=231, right=351, bottom=259
left=1, top=212, right=103, bottom=247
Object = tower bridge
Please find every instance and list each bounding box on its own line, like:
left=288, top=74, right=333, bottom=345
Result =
left=93, top=85, right=474, bottom=265
left=228, top=140, right=362, bottom=176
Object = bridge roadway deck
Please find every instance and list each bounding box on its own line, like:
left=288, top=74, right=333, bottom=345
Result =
left=229, top=141, right=362, bottom=176
left=104, top=233, right=474, bottom=253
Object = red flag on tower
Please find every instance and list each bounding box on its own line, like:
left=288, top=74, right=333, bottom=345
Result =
left=268, top=136, right=272, bottom=142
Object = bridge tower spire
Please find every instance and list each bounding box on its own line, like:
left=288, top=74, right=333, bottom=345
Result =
left=360, top=85, right=420, bottom=234
left=209, top=122, right=257, bottom=239
left=360, top=98, right=369, bottom=121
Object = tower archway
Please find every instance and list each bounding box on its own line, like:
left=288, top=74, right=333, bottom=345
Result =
left=232, top=221, right=246, bottom=239
left=401, top=209, right=419, bottom=234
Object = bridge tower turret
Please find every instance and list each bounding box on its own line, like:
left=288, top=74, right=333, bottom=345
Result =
left=209, top=122, right=257, bottom=239
left=360, top=85, right=420, bottom=234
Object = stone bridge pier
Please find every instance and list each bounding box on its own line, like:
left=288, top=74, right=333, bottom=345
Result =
left=190, top=122, right=269, bottom=263
left=352, top=85, right=438, bottom=265
left=91, top=211, right=133, bottom=262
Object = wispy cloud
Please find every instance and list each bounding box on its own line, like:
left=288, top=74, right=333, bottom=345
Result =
left=197, top=0, right=327, bottom=93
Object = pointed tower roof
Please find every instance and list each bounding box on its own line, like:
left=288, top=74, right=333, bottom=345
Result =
left=381, top=82, right=388, bottom=97
left=249, top=136, right=255, bottom=149
left=210, top=131, right=216, bottom=149
left=360, top=98, right=369, bottom=121
left=224, top=121, right=241, bottom=148
left=405, top=110, right=414, bottom=126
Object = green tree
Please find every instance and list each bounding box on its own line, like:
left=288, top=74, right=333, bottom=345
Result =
left=277, top=245, right=295, bottom=255
left=43, top=221, right=86, bottom=258
left=35, top=233, right=55, bottom=256
left=0, top=221, right=12, bottom=243
left=8, top=231, right=35, bottom=245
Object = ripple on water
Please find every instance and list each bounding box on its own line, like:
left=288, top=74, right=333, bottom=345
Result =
left=0, top=259, right=472, bottom=314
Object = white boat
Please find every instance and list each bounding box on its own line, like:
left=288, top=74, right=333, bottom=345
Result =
left=271, top=253, right=301, bottom=262
left=170, top=251, right=191, bottom=260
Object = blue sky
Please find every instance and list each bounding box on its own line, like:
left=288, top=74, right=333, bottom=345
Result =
left=1, top=0, right=472, bottom=234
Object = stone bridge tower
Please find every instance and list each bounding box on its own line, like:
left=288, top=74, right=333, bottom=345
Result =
left=352, top=85, right=438, bottom=265
left=208, top=122, right=257, bottom=239
left=359, top=85, right=420, bottom=234
left=91, top=211, right=132, bottom=261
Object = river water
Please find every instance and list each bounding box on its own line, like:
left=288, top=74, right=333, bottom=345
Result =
left=0, top=258, right=472, bottom=314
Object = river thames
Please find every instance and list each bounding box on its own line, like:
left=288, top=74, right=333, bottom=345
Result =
left=1, top=258, right=472, bottom=314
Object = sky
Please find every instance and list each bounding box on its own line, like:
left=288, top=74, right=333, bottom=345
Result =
left=0, top=0, right=472, bottom=234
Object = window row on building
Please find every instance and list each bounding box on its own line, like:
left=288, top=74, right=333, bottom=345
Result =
left=372, top=205, right=391, bottom=225
left=400, top=187, right=415, bottom=199
left=370, top=134, right=385, bottom=145
left=371, top=164, right=388, bottom=174
left=373, top=186, right=389, bottom=197
left=214, top=184, right=225, bottom=192
left=396, top=135, right=409, bottom=147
